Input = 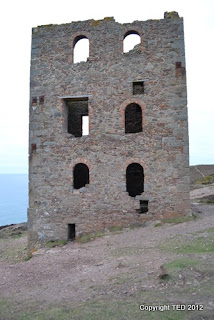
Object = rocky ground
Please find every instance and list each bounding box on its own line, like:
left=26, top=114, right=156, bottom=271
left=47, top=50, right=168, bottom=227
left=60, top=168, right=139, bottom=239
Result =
left=0, top=179, right=214, bottom=319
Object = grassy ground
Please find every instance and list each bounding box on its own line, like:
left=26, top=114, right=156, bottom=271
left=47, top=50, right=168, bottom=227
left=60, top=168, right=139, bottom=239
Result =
left=0, top=208, right=214, bottom=319
left=0, top=230, right=28, bottom=263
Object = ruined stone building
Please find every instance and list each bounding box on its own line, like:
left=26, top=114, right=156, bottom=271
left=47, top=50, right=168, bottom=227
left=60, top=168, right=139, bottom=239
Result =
left=28, top=12, right=190, bottom=249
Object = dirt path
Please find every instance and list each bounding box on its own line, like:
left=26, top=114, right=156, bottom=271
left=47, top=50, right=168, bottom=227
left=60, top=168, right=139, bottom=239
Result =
left=0, top=186, right=214, bottom=319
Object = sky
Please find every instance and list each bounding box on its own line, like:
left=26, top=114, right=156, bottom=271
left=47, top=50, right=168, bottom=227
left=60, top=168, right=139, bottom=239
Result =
left=0, top=0, right=213, bottom=173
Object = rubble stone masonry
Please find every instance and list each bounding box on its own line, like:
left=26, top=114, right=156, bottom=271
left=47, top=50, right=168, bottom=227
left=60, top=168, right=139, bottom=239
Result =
left=28, top=12, right=190, bottom=250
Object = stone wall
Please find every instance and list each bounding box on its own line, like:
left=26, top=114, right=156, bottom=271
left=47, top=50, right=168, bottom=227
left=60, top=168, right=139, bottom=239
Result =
left=28, top=12, right=190, bottom=250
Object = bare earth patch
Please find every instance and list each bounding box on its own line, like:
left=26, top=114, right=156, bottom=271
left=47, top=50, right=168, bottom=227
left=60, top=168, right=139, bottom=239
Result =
left=0, top=186, right=214, bottom=320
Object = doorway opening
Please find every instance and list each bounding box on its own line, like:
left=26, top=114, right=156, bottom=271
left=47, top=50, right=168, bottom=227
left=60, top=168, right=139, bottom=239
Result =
left=68, top=224, right=75, bottom=241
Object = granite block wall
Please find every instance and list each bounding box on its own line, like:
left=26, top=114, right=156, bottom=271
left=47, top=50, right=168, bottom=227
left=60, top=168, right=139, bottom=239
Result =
left=28, top=12, right=190, bottom=250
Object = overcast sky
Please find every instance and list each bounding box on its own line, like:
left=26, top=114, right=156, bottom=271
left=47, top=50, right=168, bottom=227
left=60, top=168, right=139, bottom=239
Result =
left=0, top=0, right=213, bottom=173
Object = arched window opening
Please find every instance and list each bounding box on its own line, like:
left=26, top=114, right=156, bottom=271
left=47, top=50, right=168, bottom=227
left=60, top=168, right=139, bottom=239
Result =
left=123, top=32, right=141, bottom=53
left=126, top=163, right=144, bottom=197
left=125, top=103, right=142, bottom=134
left=73, top=36, right=89, bottom=63
left=73, top=163, right=89, bottom=189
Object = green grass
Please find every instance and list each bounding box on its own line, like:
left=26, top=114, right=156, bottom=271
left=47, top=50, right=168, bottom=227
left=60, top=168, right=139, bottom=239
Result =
left=198, top=195, right=214, bottom=205
left=196, top=175, right=214, bottom=185
left=154, top=216, right=196, bottom=227
left=108, top=226, right=123, bottom=232
left=24, top=255, right=32, bottom=262
left=174, top=237, right=214, bottom=254
left=18, top=307, right=72, bottom=320
left=164, top=258, right=199, bottom=271
left=1, top=298, right=187, bottom=320
left=45, top=239, right=67, bottom=248
left=78, top=230, right=106, bottom=243
left=0, top=229, right=27, bottom=240
left=78, top=225, right=132, bottom=244
left=194, top=227, right=214, bottom=234
left=78, top=225, right=135, bottom=244
left=203, top=200, right=214, bottom=204
left=0, top=237, right=28, bottom=263
left=154, top=223, right=163, bottom=227
left=161, top=231, right=214, bottom=254
left=11, top=233, right=23, bottom=239
left=129, top=222, right=145, bottom=229
left=0, top=300, right=8, bottom=319
left=161, top=216, right=196, bottom=224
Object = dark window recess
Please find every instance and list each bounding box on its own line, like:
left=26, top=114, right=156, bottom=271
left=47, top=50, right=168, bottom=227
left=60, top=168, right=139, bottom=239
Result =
left=68, top=224, right=75, bottom=241
left=31, top=143, right=36, bottom=152
left=126, top=163, right=144, bottom=197
left=176, top=62, right=182, bottom=69
left=73, top=163, right=89, bottom=189
left=125, top=103, right=142, bottom=134
left=139, top=200, right=149, bottom=213
left=176, top=61, right=185, bottom=77
left=133, top=81, right=144, bottom=95
left=39, top=95, right=44, bottom=104
left=66, top=98, right=88, bottom=137
left=32, top=97, right=37, bottom=105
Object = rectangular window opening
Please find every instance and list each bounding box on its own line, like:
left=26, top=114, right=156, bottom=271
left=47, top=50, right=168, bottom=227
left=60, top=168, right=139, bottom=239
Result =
left=66, top=97, right=89, bottom=137
left=39, top=95, right=44, bottom=105
left=68, top=224, right=75, bottom=241
left=139, top=200, right=149, bottom=214
left=133, top=81, right=144, bottom=95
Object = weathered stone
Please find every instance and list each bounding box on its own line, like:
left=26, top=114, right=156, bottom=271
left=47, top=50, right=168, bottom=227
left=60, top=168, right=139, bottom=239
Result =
left=28, top=13, right=190, bottom=250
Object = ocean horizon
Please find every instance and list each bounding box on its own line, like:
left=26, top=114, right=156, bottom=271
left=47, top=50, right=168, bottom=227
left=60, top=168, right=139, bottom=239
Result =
left=0, top=174, right=28, bottom=226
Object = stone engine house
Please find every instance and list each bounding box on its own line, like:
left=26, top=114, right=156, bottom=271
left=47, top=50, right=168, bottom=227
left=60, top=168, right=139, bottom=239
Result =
left=28, top=12, right=190, bottom=249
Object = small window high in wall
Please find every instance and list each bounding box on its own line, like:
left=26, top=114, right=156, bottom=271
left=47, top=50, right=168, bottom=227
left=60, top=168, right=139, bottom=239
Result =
left=73, top=163, right=89, bottom=189
left=126, top=163, right=144, bottom=197
left=133, top=81, right=144, bottom=95
left=66, top=97, right=89, bottom=137
left=73, top=35, right=89, bottom=63
left=125, top=103, right=142, bottom=134
left=123, top=31, right=141, bottom=53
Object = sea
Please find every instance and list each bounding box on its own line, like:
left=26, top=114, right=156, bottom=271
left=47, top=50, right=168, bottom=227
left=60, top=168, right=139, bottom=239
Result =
left=0, top=174, right=28, bottom=227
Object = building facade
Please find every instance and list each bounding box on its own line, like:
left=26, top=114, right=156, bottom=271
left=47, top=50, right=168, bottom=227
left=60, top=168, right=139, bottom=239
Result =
left=28, top=12, right=190, bottom=250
